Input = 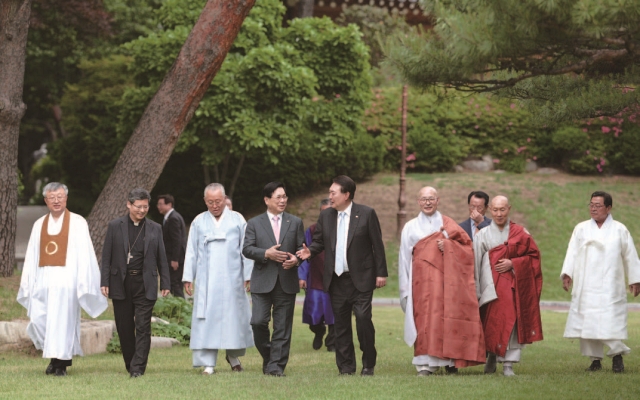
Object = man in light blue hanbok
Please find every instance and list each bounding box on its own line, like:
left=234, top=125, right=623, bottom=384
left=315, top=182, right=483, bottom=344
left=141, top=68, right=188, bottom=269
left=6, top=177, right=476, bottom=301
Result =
left=183, top=183, right=254, bottom=375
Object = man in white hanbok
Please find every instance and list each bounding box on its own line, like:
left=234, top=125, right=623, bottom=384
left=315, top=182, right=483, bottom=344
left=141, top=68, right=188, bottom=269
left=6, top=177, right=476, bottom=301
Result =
left=17, top=182, right=107, bottom=376
left=561, top=191, right=640, bottom=373
left=183, top=183, right=254, bottom=375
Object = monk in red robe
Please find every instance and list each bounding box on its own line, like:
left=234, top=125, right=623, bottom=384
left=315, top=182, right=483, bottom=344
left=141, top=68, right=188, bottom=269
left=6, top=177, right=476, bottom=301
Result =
left=473, top=195, right=543, bottom=376
left=399, top=187, right=485, bottom=376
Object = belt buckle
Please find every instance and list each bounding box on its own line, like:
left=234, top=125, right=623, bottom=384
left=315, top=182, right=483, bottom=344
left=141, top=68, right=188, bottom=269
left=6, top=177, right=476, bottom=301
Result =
left=129, top=269, right=141, bottom=276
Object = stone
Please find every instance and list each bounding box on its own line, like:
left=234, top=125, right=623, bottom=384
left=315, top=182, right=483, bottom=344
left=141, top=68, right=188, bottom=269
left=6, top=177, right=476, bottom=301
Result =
left=80, top=320, right=115, bottom=356
left=454, top=165, right=464, bottom=173
left=525, top=161, right=538, bottom=172
left=537, top=167, right=559, bottom=174
left=0, top=321, right=31, bottom=352
left=493, top=169, right=506, bottom=174
left=481, top=155, right=493, bottom=164
left=150, top=336, right=181, bottom=348
left=151, top=316, right=170, bottom=325
left=15, top=206, right=49, bottom=269
left=462, top=160, right=492, bottom=172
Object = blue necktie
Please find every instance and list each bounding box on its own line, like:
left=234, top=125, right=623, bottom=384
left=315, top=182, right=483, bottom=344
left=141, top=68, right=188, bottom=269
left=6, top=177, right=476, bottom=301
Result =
left=335, top=212, right=346, bottom=276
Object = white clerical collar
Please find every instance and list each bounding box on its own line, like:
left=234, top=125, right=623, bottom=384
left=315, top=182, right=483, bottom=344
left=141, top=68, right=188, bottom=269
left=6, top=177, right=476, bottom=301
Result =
left=164, top=208, right=174, bottom=220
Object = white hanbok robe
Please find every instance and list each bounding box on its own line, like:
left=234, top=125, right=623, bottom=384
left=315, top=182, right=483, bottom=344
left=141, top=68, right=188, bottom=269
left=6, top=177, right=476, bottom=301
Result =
left=17, top=211, right=107, bottom=360
left=561, top=214, right=640, bottom=340
left=183, top=208, right=254, bottom=350
left=399, top=211, right=453, bottom=367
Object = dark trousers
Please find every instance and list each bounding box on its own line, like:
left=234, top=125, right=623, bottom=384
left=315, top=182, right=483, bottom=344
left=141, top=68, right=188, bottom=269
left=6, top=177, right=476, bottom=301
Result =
left=169, top=263, right=184, bottom=298
left=49, top=358, right=72, bottom=368
left=250, top=277, right=296, bottom=374
left=329, top=273, right=376, bottom=373
left=310, top=323, right=335, bottom=349
left=112, top=274, right=156, bottom=375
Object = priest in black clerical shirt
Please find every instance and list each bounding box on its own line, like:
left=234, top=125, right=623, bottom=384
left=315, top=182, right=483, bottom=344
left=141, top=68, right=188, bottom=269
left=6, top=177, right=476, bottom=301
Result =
left=100, top=188, right=171, bottom=378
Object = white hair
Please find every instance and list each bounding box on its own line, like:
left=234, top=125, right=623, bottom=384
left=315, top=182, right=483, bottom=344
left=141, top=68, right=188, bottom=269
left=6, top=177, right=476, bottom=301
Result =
left=204, top=183, right=225, bottom=197
left=42, top=182, right=68, bottom=197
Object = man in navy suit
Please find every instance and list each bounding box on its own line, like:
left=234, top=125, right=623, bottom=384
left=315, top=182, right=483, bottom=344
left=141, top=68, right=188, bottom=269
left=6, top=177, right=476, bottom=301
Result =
left=458, top=191, right=491, bottom=241
left=298, top=175, right=388, bottom=376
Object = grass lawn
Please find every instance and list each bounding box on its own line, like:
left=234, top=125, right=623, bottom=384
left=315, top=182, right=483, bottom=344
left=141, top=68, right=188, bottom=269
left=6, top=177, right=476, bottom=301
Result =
left=1, top=308, right=640, bottom=399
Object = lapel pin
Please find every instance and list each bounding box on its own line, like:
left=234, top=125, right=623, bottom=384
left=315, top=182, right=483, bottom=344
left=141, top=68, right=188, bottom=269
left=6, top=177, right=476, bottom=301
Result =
left=355, top=216, right=359, bottom=218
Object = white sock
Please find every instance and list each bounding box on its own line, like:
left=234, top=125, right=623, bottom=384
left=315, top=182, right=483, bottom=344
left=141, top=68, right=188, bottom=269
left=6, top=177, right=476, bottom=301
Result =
left=203, top=366, right=214, bottom=374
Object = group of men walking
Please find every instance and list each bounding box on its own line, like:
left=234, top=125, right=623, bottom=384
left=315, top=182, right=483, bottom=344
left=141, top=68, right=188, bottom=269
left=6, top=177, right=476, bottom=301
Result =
left=17, top=178, right=640, bottom=378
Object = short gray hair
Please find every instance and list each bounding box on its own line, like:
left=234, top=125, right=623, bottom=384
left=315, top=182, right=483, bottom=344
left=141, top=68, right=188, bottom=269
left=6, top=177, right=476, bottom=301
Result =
left=42, top=182, right=68, bottom=197
left=204, top=183, right=225, bottom=197
left=128, top=188, right=151, bottom=203
left=320, top=198, right=330, bottom=207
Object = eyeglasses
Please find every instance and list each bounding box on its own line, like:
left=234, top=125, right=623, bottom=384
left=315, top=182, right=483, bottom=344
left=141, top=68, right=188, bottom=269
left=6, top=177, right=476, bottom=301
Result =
left=131, top=204, right=149, bottom=211
left=46, top=195, right=66, bottom=202
left=588, top=203, right=606, bottom=209
left=205, top=200, right=224, bottom=207
left=272, top=195, right=288, bottom=202
left=418, top=197, right=437, bottom=204
left=469, top=205, right=486, bottom=211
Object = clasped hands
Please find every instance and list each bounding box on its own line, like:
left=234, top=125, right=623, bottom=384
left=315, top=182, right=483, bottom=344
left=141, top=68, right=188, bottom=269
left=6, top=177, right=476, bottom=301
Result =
left=266, top=244, right=298, bottom=269
left=494, top=258, right=513, bottom=273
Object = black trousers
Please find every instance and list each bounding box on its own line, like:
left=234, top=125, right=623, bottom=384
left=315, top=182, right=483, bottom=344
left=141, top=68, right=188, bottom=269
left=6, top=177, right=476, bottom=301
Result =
left=112, top=274, right=156, bottom=375
left=310, top=323, right=335, bottom=349
left=169, top=263, right=184, bottom=298
left=49, top=358, right=72, bottom=368
left=250, top=277, right=296, bottom=374
left=329, top=273, right=376, bottom=373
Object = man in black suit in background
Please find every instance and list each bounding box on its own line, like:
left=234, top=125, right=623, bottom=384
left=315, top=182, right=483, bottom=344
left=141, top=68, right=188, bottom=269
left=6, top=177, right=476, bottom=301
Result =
left=157, top=194, right=187, bottom=298
left=297, top=175, right=388, bottom=376
left=243, top=182, right=305, bottom=377
left=458, top=191, right=492, bottom=241
left=101, top=188, right=171, bottom=378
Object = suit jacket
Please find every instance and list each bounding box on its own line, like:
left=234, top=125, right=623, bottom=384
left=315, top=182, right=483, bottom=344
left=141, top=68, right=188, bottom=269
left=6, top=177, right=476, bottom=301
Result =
left=101, top=215, right=171, bottom=301
left=308, top=202, right=387, bottom=293
left=459, top=216, right=492, bottom=242
left=243, top=211, right=304, bottom=295
left=162, top=209, right=186, bottom=265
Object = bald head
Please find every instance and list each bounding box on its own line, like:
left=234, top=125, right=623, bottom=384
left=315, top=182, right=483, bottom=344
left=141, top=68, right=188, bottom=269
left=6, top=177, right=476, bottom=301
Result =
left=489, top=195, right=511, bottom=229
left=417, top=186, right=439, bottom=216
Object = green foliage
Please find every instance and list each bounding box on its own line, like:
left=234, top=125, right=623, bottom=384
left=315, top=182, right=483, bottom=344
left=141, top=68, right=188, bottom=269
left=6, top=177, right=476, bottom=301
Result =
left=364, top=87, right=545, bottom=173
left=386, top=0, right=640, bottom=124
left=107, top=332, right=122, bottom=353
left=151, top=322, right=191, bottom=345
left=153, top=296, right=193, bottom=328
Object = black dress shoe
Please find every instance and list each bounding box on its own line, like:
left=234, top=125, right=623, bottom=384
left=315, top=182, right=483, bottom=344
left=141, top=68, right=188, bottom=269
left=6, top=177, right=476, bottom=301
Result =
left=54, top=368, right=67, bottom=377
left=45, top=364, right=55, bottom=375
left=313, top=333, right=324, bottom=350
left=130, top=372, right=143, bottom=378
left=268, top=371, right=286, bottom=377
left=326, top=346, right=336, bottom=352
left=585, top=360, right=602, bottom=371
left=226, top=355, right=244, bottom=372
left=612, top=355, right=624, bottom=373
left=445, top=366, right=458, bottom=374
left=361, top=367, right=374, bottom=376
left=339, top=371, right=355, bottom=376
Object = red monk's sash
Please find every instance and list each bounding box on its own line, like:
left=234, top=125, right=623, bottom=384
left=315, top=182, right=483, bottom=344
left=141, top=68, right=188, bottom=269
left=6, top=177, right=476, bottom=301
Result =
left=412, top=216, right=486, bottom=367
left=481, top=222, right=543, bottom=357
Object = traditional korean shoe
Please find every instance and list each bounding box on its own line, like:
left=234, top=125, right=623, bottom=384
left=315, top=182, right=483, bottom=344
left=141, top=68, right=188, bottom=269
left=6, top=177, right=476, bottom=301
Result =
left=417, top=370, right=432, bottom=376
left=445, top=366, right=458, bottom=374
left=225, top=355, right=243, bottom=372
left=612, top=355, right=624, bottom=373
left=484, top=353, right=497, bottom=374
left=585, top=360, right=602, bottom=371
left=201, top=367, right=215, bottom=375
left=503, top=365, right=515, bottom=376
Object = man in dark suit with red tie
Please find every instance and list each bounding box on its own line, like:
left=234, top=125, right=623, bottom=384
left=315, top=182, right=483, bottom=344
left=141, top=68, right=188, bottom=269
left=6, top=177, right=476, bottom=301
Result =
left=297, top=175, right=388, bottom=376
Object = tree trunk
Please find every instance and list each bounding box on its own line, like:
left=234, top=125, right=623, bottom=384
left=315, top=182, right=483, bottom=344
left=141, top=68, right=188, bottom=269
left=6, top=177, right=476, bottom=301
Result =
left=0, top=0, right=31, bottom=277
left=86, top=0, right=256, bottom=256
left=295, top=0, right=314, bottom=18
left=228, top=154, right=245, bottom=198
